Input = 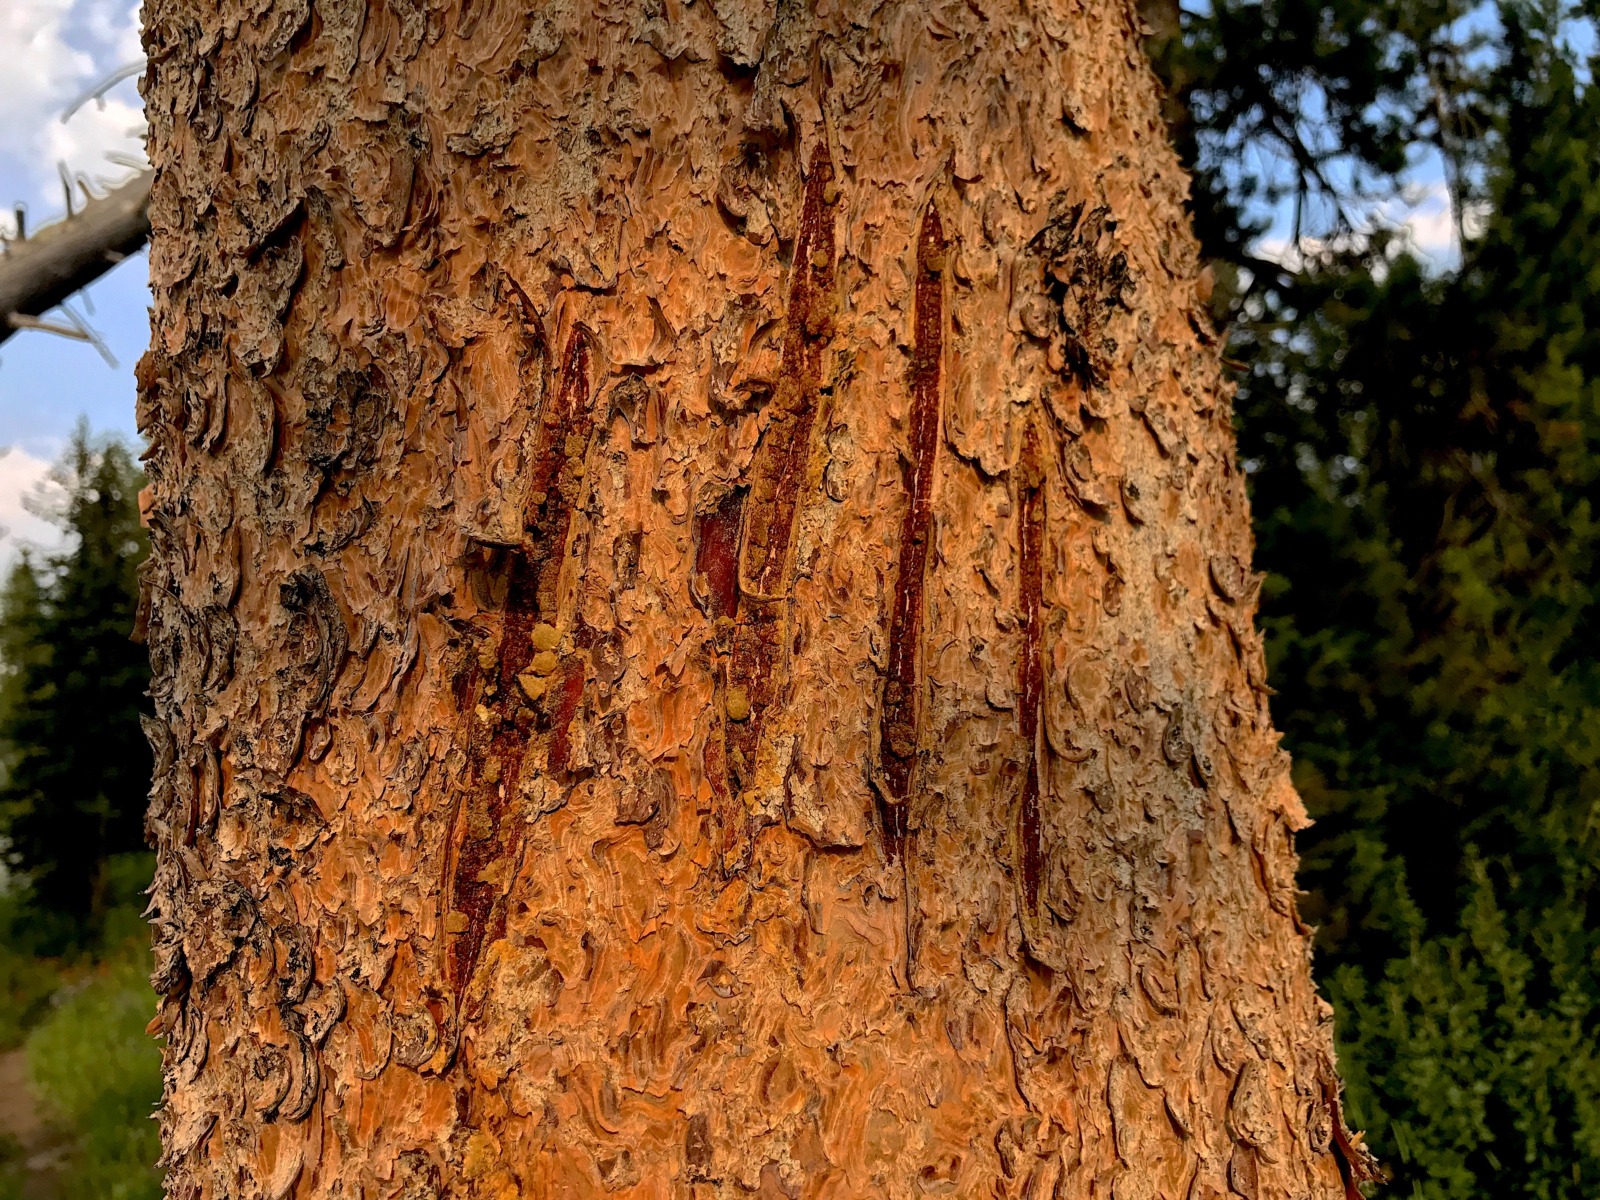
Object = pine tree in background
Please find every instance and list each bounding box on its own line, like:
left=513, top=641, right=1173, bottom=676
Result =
left=1151, top=1, right=1600, bottom=1194
left=1284, top=31, right=1600, bottom=1192
left=0, top=425, right=150, bottom=927
left=1144, top=0, right=1496, bottom=313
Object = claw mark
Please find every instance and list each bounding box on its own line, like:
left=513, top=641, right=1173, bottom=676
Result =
left=692, top=491, right=751, bottom=869
left=693, top=489, right=746, bottom=624
left=1017, top=425, right=1046, bottom=910
left=545, top=637, right=590, bottom=774
left=697, top=145, right=836, bottom=873
left=876, top=205, right=946, bottom=862
left=727, top=145, right=836, bottom=762
left=523, top=331, right=598, bottom=617
left=444, top=328, right=594, bottom=1004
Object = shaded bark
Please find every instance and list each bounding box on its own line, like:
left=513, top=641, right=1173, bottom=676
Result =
left=0, top=171, right=151, bottom=346
left=139, top=2, right=1370, bottom=1197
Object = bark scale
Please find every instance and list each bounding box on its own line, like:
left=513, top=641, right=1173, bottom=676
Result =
left=138, top=2, right=1367, bottom=1197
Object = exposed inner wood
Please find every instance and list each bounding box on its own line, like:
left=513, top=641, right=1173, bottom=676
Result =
left=876, top=204, right=946, bottom=865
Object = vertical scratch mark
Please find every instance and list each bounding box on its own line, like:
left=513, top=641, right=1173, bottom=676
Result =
left=723, top=611, right=779, bottom=799
left=1017, top=424, right=1046, bottom=911
left=877, top=204, right=946, bottom=863
left=444, top=327, right=593, bottom=1004
left=694, top=490, right=746, bottom=623
left=736, top=144, right=836, bottom=601
left=712, top=143, right=836, bottom=868
left=523, top=331, right=597, bottom=617
left=545, top=630, right=590, bottom=775
left=692, top=491, right=751, bottom=870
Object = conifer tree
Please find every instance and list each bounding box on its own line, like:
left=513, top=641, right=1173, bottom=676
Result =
left=1160, top=3, right=1600, bottom=1193
left=0, top=425, right=150, bottom=924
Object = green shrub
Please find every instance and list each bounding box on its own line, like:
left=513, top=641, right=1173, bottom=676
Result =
left=0, top=891, right=64, bottom=1051
left=0, top=1129, right=25, bottom=1200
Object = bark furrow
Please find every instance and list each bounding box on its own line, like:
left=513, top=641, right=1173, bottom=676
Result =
left=1016, top=424, right=1047, bottom=913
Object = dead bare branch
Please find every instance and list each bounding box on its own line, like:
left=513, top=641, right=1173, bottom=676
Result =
left=0, top=170, right=150, bottom=350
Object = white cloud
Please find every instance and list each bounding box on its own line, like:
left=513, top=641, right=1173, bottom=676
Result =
left=0, top=446, right=65, bottom=565
left=0, top=0, right=145, bottom=558
left=0, top=0, right=145, bottom=233
left=79, top=0, right=143, bottom=60
left=1254, top=179, right=1490, bottom=273
left=1392, top=182, right=1457, bottom=254
left=0, top=1, right=91, bottom=122
left=45, top=95, right=145, bottom=190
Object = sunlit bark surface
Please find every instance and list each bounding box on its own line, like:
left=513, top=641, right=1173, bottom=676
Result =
left=138, top=2, right=1367, bottom=1196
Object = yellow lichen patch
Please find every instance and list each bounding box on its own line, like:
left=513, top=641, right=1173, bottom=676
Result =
left=529, top=650, right=561, bottom=676
left=518, top=671, right=549, bottom=701
left=477, top=858, right=513, bottom=888
left=445, top=911, right=470, bottom=934
left=725, top=686, right=752, bottom=721
left=530, top=623, right=559, bottom=651
left=463, top=1131, right=500, bottom=1179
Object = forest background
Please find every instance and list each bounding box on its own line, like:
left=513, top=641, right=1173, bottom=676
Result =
left=0, top=1, right=1596, bottom=1196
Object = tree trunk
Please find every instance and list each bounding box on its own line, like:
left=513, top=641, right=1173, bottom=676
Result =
left=138, top=2, right=1369, bottom=1197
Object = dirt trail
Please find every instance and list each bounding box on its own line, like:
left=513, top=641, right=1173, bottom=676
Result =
left=0, top=1047, right=63, bottom=1199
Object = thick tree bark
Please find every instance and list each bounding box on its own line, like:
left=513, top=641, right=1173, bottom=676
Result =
left=139, top=3, right=1370, bottom=1197
left=0, top=171, right=151, bottom=347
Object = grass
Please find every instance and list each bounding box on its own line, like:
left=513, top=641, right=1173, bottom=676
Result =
left=25, top=946, right=162, bottom=1200
left=0, top=853, right=162, bottom=1200
left=0, top=1131, right=25, bottom=1200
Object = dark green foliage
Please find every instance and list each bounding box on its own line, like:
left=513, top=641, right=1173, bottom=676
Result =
left=1148, top=0, right=1500, bottom=305
left=1159, top=1, right=1600, bottom=1194
left=1155, top=0, right=1456, bottom=256
left=0, top=888, right=63, bottom=1052
left=0, top=424, right=150, bottom=926
left=1270, top=51, right=1600, bottom=1191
